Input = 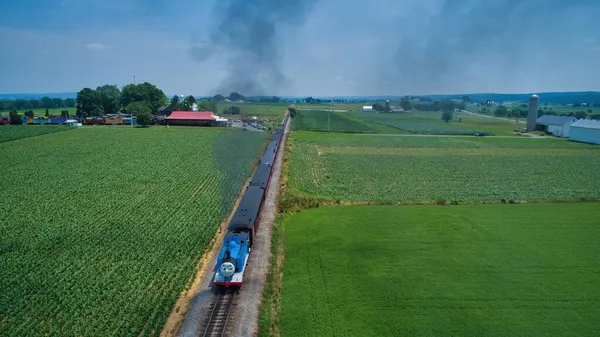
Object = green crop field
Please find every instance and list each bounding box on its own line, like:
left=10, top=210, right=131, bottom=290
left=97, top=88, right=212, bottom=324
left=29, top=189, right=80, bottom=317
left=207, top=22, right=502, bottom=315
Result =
left=0, top=126, right=267, bottom=336
left=349, top=111, right=491, bottom=135
left=0, top=125, right=74, bottom=143
left=223, top=103, right=288, bottom=116
left=270, top=204, right=600, bottom=336
left=288, top=132, right=600, bottom=203
left=292, top=110, right=376, bottom=133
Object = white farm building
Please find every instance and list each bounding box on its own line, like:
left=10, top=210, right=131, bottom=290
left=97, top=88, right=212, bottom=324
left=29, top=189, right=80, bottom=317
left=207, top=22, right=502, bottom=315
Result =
left=535, top=115, right=576, bottom=138
left=362, top=106, right=373, bottom=112
left=568, top=119, right=600, bottom=145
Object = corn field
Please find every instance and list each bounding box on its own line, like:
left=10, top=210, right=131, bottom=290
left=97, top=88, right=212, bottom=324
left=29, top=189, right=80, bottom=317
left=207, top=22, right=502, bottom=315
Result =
left=0, top=126, right=266, bottom=336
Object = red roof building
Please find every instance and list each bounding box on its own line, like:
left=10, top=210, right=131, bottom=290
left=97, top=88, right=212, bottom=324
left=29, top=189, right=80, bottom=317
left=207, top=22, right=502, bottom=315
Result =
left=164, top=111, right=217, bottom=126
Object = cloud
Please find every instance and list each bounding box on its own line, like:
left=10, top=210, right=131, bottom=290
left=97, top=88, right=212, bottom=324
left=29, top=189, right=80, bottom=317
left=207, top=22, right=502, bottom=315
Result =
left=85, top=43, right=107, bottom=51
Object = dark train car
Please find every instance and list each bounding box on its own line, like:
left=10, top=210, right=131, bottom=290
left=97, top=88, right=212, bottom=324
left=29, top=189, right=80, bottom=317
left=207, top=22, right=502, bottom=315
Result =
left=265, top=140, right=278, bottom=153
left=260, top=149, right=277, bottom=167
left=250, top=163, right=272, bottom=190
left=228, top=186, right=266, bottom=241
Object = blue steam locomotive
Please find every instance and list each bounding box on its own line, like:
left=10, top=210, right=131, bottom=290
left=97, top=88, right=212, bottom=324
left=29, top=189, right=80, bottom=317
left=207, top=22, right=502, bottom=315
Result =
left=213, top=114, right=289, bottom=288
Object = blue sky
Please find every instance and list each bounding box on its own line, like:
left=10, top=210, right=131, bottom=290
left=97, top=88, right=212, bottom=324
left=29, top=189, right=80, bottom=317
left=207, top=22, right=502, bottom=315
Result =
left=1, top=0, right=600, bottom=96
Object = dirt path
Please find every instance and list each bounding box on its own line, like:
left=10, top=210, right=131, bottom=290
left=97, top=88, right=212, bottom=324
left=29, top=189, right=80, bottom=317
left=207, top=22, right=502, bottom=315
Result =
left=175, top=116, right=289, bottom=337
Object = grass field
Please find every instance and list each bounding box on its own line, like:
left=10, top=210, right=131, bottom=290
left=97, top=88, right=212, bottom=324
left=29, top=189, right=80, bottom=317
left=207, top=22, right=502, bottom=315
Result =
left=267, top=204, right=600, bottom=337
left=224, top=103, right=288, bottom=116
left=0, top=125, right=74, bottom=143
left=287, top=132, right=600, bottom=204
left=0, top=126, right=267, bottom=336
left=292, top=110, right=376, bottom=133
left=349, top=111, right=498, bottom=135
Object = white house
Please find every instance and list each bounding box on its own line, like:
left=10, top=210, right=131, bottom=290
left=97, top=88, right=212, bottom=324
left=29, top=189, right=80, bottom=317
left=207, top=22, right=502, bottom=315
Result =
left=362, top=106, right=373, bottom=112
left=65, top=119, right=80, bottom=127
left=535, top=115, right=577, bottom=138
left=569, top=119, right=600, bottom=145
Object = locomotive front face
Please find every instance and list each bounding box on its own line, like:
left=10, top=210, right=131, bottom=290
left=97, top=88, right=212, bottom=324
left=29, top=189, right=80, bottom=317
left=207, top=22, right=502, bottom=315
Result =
left=220, top=261, right=236, bottom=277
left=213, top=232, right=251, bottom=288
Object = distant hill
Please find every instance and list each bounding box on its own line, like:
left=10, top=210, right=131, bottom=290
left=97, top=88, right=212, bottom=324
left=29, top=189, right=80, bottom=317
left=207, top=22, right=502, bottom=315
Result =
left=419, top=92, right=600, bottom=104
left=0, top=92, right=77, bottom=100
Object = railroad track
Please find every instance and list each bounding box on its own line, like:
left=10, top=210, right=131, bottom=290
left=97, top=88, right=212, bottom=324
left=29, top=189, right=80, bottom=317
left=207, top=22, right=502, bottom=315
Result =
left=201, top=290, right=236, bottom=337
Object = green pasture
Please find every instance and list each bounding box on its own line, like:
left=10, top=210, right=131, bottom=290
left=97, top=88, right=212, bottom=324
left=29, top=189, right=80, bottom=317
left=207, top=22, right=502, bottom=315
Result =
left=273, top=204, right=600, bottom=336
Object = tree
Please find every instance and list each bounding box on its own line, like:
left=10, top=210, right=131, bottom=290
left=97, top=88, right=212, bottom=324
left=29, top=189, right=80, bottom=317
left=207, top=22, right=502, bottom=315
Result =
left=52, top=98, right=63, bottom=108
left=29, top=100, right=40, bottom=109
left=76, top=88, right=103, bottom=117
left=227, top=106, right=241, bottom=115
left=64, top=98, right=76, bottom=108
left=45, top=109, right=49, bottom=117
left=24, top=110, right=34, bottom=118
left=288, top=107, right=297, bottom=118
left=170, top=95, right=181, bottom=111
left=462, top=95, right=471, bottom=103
left=126, top=101, right=152, bottom=127
left=494, top=105, right=508, bottom=116
left=120, top=82, right=167, bottom=113
left=14, top=99, right=30, bottom=110
left=441, top=110, right=453, bottom=122
left=181, top=95, right=197, bottom=111
left=41, top=97, right=54, bottom=108
left=400, top=96, right=412, bottom=111
left=9, top=111, right=22, bottom=125
left=229, top=92, right=245, bottom=101
left=372, top=102, right=385, bottom=112
left=213, top=94, right=226, bottom=102
left=96, top=84, right=121, bottom=114
left=575, top=111, right=587, bottom=119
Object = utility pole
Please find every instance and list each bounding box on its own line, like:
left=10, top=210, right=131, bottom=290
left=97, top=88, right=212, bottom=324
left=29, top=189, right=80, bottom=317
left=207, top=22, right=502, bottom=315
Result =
left=328, top=108, right=331, bottom=132
left=133, top=75, right=136, bottom=85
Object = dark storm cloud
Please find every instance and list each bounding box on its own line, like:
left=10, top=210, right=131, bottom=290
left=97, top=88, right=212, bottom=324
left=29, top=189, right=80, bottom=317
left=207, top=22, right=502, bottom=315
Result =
left=189, top=0, right=317, bottom=96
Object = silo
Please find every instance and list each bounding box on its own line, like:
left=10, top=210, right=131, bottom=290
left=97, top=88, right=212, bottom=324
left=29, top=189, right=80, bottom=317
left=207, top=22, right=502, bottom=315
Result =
left=526, top=94, right=539, bottom=132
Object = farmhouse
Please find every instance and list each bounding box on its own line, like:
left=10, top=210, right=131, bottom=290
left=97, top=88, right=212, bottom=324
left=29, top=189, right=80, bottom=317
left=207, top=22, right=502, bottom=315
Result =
left=568, top=119, right=600, bottom=145
left=536, top=115, right=576, bottom=138
left=164, top=111, right=218, bottom=126
left=362, top=106, right=373, bottom=112
left=390, top=106, right=405, bottom=113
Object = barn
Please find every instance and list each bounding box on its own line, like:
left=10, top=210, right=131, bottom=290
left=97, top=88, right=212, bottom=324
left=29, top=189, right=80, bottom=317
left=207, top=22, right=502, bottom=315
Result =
left=362, top=106, right=373, bottom=112
left=164, top=111, right=217, bottom=126
left=535, top=115, right=577, bottom=138
left=568, top=119, right=600, bottom=145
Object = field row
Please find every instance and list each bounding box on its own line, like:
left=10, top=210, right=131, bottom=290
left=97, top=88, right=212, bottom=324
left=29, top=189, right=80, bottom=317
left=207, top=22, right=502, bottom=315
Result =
left=0, top=127, right=267, bottom=336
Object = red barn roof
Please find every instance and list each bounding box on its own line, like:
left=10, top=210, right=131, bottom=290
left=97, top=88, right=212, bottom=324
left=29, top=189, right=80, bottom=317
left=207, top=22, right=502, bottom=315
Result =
left=165, top=111, right=216, bottom=120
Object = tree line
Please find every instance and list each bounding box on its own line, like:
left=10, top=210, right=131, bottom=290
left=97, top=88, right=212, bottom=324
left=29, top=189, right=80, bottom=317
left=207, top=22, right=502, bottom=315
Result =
left=0, top=97, right=75, bottom=111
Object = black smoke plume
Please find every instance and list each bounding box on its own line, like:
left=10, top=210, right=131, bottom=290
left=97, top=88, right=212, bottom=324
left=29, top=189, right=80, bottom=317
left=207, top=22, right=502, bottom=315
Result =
left=189, top=0, right=316, bottom=96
